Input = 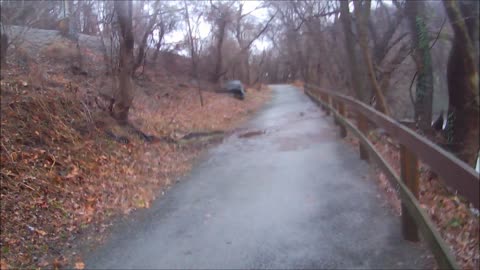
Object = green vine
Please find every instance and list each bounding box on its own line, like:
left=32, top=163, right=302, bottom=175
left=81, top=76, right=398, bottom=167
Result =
left=445, top=111, right=456, bottom=144
left=414, top=15, right=432, bottom=113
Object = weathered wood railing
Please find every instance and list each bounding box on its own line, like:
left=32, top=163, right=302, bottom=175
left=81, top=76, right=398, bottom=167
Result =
left=304, top=84, right=479, bottom=270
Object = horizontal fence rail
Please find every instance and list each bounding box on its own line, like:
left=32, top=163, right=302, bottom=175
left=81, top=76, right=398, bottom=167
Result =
left=303, top=83, right=480, bottom=270
left=305, top=84, right=479, bottom=208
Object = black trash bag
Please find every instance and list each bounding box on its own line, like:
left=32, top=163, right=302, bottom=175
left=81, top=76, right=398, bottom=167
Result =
left=225, top=80, right=245, bottom=100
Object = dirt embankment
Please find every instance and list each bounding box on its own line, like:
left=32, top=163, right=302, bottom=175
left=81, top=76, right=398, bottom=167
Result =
left=0, top=27, right=271, bottom=268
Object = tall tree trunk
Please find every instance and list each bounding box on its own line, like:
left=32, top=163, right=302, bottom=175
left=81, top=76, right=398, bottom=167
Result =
left=64, top=0, right=83, bottom=72
left=244, top=53, right=250, bottom=84
left=235, top=43, right=249, bottom=83
left=443, top=0, right=479, bottom=166
left=133, top=1, right=160, bottom=73
left=152, top=24, right=165, bottom=63
left=66, top=0, right=78, bottom=41
left=406, top=0, right=434, bottom=132
left=339, top=0, right=367, bottom=102
left=211, top=20, right=227, bottom=83
left=113, top=0, right=135, bottom=124
left=184, top=1, right=203, bottom=107
left=82, top=2, right=92, bottom=34
left=0, top=31, right=8, bottom=66
left=354, top=0, right=390, bottom=115
left=152, top=40, right=162, bottom=62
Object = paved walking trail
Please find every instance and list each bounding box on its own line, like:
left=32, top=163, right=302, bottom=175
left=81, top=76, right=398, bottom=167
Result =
left=86, top=85, right=430, bottom=269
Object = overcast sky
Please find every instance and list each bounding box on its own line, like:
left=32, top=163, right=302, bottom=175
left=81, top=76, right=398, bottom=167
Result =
left=163, top=0, right=270, bottom=54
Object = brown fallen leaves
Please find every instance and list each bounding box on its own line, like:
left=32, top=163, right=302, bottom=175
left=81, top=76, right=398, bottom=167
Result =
left=345, top=128, right=479, bottom=269
left=0, top=71, right=271, bottom=268
left=74, top=261, right=85, bottom=269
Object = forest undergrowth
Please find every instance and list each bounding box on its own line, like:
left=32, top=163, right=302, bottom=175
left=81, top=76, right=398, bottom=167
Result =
left=0, top=47, right=271, bottom=268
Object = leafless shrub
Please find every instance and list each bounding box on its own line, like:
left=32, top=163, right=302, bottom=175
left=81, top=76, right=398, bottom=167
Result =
left=40, top=41, right=77, bottom=63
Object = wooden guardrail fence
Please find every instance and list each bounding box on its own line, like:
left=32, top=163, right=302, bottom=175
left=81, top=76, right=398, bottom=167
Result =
left=304, top=84, right=480, bottom=270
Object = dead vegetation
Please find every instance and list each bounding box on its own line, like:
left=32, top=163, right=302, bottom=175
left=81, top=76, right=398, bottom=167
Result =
left=1, top=0, right=476, bottom=268
left=343, top=128, right=479, bottom=270
left=40, top=42, right=78, bottom=63
left=0, top=35, right=271, bottom=268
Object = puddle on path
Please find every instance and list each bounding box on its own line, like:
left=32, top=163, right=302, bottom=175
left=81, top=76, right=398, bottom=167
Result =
left=238, top=130, right=265, bottom=138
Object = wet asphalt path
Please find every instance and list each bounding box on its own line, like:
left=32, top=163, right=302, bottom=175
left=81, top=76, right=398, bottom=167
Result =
left=86, top=85, right=429, bottom=269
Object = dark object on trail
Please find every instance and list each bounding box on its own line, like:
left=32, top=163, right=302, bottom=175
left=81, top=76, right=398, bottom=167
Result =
left=225, top=80, right=245, bottom=100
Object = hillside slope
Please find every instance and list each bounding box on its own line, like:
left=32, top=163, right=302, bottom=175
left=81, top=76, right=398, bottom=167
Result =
left=0, top=27, right=271, bottom=268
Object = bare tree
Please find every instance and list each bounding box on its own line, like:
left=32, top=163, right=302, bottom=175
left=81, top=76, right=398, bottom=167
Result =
left=0, top=29, right=7, bottom=66
left=368, top=1, right=410, bottom=100
left=229, top=2, right=276, bottom=84
left=152, top=5, right=178, bottom=63
left=354, top=0, right=390, bottom=115
left=340, top=0, right=366, bottom=101
left=290, top=0, right=340, bottom=85
left=442, top=0, right=479, bottom=165
left=132, top=0, right=161, bottom=73
left=81, top=0, right=99, bottom=35
left=207, top=1, right=234, bottom=83
left=184, top=0, right=204, bottom=106
left=406, top=0, right=434, bottom=132
left=112, top=0, right=135, bottom=124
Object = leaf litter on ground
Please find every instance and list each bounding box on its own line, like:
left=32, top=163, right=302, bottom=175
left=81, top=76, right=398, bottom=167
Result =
left=341, top=116, right=479, bottom=270
left=0, top=58, right=271, bottom=268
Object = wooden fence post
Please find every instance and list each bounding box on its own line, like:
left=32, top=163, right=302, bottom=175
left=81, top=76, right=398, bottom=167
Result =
left=322, top=94, right=328, bottom=111
left=319, top=93, right=326, bottom=111
left=338, top=102, right=347, bottom=138
left=333, top=100, right=339, bottom=125
left=325, top=95, right=331, bottom=116
left=357, top=113, right=369, bottom=160
left=400, top=144, right=420, bottom=242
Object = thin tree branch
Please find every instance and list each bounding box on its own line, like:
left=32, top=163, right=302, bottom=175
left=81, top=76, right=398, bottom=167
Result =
left=409, top=71, right=418, bottom=106
left=429, top=17, right=447, bottom=49
left=241, top=10, right=278, bottom=53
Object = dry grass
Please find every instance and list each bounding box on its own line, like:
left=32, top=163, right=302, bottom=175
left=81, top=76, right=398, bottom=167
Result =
left=0, top=69, right=271, bottom=268
left=369, top=134, right=479, bottom=270
left=11, top=46, right=31, bottom=65
left=131, top=84, right=271, bottom=137
left=344, top=127, right=479, bottom=270
left=0, top=31, right=273, bottom=268
left=0, top=86, right=106, bottom=268
left=40, top=41, right=77, bottom=63
left=309, top=92, right=479, bottom=269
